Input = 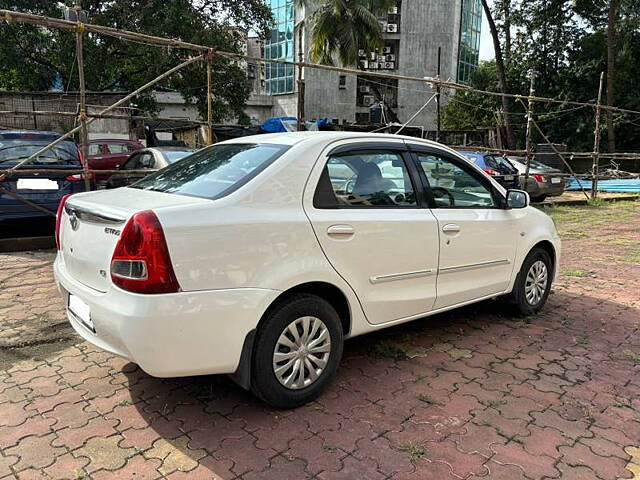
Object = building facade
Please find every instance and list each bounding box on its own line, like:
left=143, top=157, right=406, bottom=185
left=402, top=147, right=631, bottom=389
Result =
left=249, top=0, right=482, bottom=129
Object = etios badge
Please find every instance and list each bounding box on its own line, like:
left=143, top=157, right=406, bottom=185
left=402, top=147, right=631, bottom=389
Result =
left=69, top=212, right=79, bottom=231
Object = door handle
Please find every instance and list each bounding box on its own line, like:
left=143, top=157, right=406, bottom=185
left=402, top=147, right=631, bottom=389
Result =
left=442, top=224, right=461, bottom=233
left=327, top=224, right=354, bottom=236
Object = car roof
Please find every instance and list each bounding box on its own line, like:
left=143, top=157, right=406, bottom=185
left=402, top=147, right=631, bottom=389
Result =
left=222, top=131, right=457, bottom=150
left=0, top=129, right=65, bottom=138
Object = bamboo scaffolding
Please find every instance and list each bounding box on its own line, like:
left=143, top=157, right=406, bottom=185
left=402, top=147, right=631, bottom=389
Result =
left=0, top=110, right=207, bottom=124
left=0, top=54, right=204, bottom=181
left=2, top=8, right=640, bottom=117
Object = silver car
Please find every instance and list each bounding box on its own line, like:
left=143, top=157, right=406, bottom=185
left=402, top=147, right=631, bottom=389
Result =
left=507, top=156, right=566, bottom=202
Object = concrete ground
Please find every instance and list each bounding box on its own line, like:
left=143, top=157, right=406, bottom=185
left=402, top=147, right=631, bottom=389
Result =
left=1, top=200, right=639, bottom=479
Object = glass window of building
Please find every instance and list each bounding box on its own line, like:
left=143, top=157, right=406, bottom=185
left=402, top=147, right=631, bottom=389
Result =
left=265, top=0, right=295, bottom=95
left=457, top=0, right=482, bottom=84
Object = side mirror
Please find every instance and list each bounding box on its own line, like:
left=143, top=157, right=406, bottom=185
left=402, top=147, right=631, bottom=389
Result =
left=506, top=189, right=529, bottom=209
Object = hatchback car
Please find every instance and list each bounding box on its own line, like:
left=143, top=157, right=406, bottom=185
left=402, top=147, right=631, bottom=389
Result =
left=507, top=156, right=566, bottom=202
left=0, top=130, right=89, bottom=221
left=459, top=151, right=520, bottom=190
left=105, top=147, right=194, bottom=189
left=54, top=132, right=560, bottom=408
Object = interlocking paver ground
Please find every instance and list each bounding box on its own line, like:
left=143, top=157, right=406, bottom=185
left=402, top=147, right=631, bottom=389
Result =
left=1, top=200, right=639, bottom=479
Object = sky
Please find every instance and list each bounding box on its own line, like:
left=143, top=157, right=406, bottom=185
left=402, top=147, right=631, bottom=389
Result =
left=479, top=0, right=496, bottom=61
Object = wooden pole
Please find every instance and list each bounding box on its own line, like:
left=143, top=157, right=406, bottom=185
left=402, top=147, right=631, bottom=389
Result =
left=523, top=73, right=535, bottom=193
left=74, top=0, right=90, bottom=191
left=591, top=72, right=605, bottom=199
left=206, top=50, right=213, bottom=144
left=296, top=25, right=305, bottom=131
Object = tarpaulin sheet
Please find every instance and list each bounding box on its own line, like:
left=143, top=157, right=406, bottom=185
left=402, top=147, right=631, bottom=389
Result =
left=565, top=177, right=640, bottom=193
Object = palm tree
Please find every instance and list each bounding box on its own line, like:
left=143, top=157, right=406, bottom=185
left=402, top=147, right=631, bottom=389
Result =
left=300, top=0, right=395, bottom=66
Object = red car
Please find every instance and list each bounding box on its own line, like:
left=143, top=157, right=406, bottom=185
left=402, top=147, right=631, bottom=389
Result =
left=87, top=139, right=144, bottom=171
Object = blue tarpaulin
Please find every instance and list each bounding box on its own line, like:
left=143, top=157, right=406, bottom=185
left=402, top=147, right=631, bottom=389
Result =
left=565, top=177, right=640, bottom=193
left=261, top=117, right=333, bottom=133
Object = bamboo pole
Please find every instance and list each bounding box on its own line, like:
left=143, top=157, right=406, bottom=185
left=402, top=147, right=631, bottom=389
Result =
left=206, top=51, right=213, bottom=144
left=74, top=0, right=90, bottom=191
left=591, top=72, right=605, bottom=199
left=0, top=54, right=203, bottom=181
left=2, top=8, right=640, bottom=117
left=523, top=74, right=535, bottom=192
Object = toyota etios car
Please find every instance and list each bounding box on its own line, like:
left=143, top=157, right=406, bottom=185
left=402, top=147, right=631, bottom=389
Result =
left=54, top=132, right=560, bottom=408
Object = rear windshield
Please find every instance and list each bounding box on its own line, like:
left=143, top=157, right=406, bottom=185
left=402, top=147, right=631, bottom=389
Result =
left=130, top=143, right=288, bottom=199
left=0, top=139, right=80, bottom=166
left=485, top=155, right=517, bottom=174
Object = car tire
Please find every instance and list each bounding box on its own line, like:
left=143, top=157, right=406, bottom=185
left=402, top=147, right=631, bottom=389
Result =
left=530, top=195, right=547, bottom=203
left=506, top=247, right=553, bottom=316
left=250, top=294, right=344, bottom=409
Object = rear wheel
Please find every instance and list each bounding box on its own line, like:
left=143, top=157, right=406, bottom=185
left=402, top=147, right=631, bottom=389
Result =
left=530, top=194, right=547, bottom=203
left=251, top=294, right=343, bottom=408
left=506, top=247, right=553, bottom=316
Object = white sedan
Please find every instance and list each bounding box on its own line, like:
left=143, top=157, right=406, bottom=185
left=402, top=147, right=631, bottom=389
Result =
left=54, top=132, right=560, bottom=408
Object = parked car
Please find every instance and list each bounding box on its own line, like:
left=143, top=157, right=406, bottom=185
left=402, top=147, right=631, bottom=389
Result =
left=54, top=132, right=560, bottom=408
left=105, top=147, right=194, bottom=189
left=87, top=139, right=144, bottom=171
left=506, top=156, right=566, bottom=202
left=0, top=130, right=90, bottom=221
left=458, top=151, right=520, bottom=190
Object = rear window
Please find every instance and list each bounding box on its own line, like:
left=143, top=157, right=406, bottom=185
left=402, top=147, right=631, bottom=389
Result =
left=130, top=143, right=288, bottom=199
left=485, top=155, right=517, bottom=174
left=0, top=139, right=80, bottom=166
left=163, top=151, right=194, bottom=164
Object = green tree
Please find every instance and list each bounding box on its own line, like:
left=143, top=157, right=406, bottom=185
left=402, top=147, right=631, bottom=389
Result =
left=300, top=0, right=394, bottom=65
left=0, top=0, right=273, bottom=122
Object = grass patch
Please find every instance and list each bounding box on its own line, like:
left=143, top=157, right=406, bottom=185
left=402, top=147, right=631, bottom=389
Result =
left=563, top=269, right=589, bottom=277
left=630, top=354, right=640, bottom=365
left=322, top=442, right=338, bottom=452
left=370, top=341, right=408, bottom=360
left=487, top=400, right=507, bottom=408
left=400, top=442, right=426, bottom=462
left=586, top=197, right=607, bottom=207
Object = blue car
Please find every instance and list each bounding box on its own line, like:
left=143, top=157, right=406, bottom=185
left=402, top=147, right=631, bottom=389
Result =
left=458, top=151, right=520, bottom=190
left=0, top=130, right=89, bottom=221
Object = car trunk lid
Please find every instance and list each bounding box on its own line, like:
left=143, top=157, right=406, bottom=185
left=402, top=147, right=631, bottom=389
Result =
left=60, top=187, right=210, bottom=292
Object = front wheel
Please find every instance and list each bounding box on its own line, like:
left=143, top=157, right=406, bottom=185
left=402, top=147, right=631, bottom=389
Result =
left=251, top=294, right=343, bottom=408
left=506, top=247, right=553, bottom=316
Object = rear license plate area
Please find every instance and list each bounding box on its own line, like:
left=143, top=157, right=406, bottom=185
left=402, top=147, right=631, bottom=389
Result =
left=68, top=293, right=95, bottom=332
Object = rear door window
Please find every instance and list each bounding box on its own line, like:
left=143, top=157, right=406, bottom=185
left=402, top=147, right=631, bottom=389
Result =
left=0, top=139, right=80, bottom=166
left=130, top=143, right=288, bottom=199
left=315, top=150, right=417, bottom=208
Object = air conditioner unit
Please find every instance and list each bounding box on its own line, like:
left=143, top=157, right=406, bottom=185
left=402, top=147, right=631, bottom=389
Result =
left=382, top=46, right=392, bottom=54
left=387, top=24, right=398, bottom=33
left=363, top=95, right=375, bottom=106
left=385, top=54, right=395, bottom=62
left=388, top=7, right=398, bottom=14
left=379, top=21, right=387, bottom=31
left=369, top=62, right=378, bottom=70
left=360, top=60, right=369, bottom=69
left=358, top=49, right=366, bottom=57
left=384, top=62, right=395, bottom=69
left=359, top=85, right=371, bottom=93
left=369, top=52, right=377, bottom=60
left=377, top=54, right=386, bottom=62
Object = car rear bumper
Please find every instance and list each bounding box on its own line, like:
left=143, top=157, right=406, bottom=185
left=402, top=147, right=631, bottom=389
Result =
left=53, top=254, right=280, bottom=377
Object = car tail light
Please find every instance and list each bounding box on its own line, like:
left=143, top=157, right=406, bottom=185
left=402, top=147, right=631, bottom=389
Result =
left=55, top=194, right=72, bottom=250
left=66, top=172, right=94, bottom=182
left=483, top=168, right=499, bottom=176
left=110, top=210, right=180, bottom=294
left=532, top=174, right=546, bottom=183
